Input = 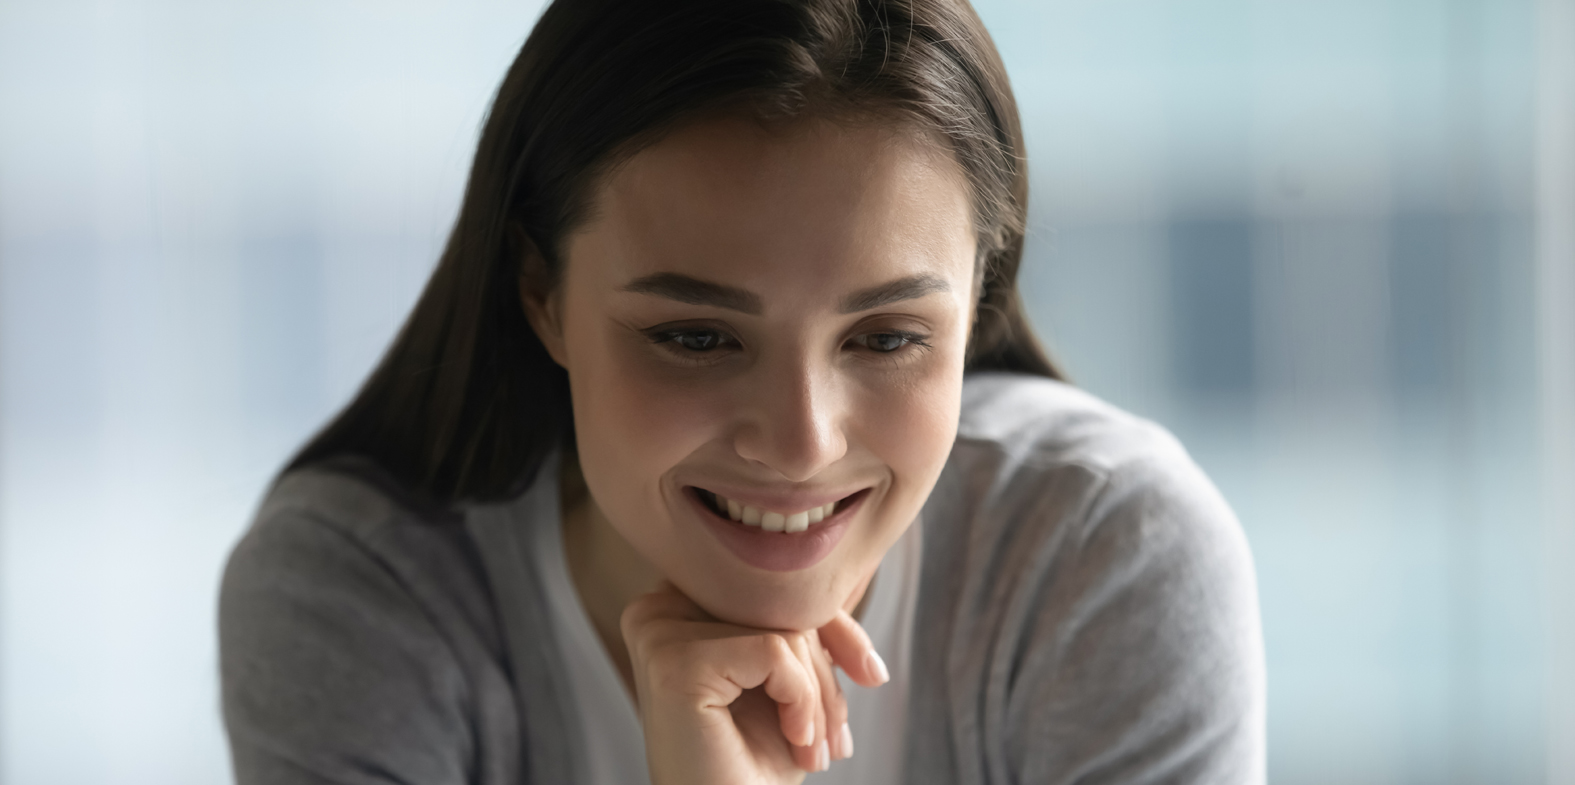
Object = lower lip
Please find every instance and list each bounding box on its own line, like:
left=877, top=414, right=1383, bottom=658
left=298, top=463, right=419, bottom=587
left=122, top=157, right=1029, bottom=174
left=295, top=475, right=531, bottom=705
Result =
left=688, top=487, right=866, bottom=572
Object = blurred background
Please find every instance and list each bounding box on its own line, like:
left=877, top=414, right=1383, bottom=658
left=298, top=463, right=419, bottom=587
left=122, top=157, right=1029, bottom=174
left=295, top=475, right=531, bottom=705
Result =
left=1, top=0, right=1571, bottom=782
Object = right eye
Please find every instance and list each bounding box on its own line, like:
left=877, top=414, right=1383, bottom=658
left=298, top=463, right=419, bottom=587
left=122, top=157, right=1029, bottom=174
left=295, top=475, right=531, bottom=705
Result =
left=647, top=327, right=738, bottom=354
left=670, top=329, right=724, bottom=351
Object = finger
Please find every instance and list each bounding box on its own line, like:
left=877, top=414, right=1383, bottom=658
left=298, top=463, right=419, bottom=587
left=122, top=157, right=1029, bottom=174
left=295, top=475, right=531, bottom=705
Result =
left=740, top=633, right=818, bottom=749
left=808, top=634, right=851, bottom=761
left=818, top=609, right=889, bottom=688
left=648, top=632, right=818, bottom=749
left=785, top=634, right=829, bottom=773
left=631, top=632, right=810, bottom=784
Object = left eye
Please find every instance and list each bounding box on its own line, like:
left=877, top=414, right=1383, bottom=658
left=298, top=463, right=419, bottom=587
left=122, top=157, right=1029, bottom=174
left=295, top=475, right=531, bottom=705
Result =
left=857, top=332, right=914, bottom=353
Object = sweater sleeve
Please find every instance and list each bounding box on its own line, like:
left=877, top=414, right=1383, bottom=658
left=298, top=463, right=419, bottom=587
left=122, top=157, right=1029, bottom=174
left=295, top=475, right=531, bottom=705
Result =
left=1007, top=454, right=1266, bottom=785
left=218, top=509, right=476, bottom=785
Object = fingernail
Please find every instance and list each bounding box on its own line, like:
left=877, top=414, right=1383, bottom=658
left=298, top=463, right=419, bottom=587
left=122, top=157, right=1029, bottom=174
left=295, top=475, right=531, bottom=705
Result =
left=815, top=739, right=830, bottom=771
left=866, top=649, right=890, bottom=684
left=838, top=722, right=854, bottom=759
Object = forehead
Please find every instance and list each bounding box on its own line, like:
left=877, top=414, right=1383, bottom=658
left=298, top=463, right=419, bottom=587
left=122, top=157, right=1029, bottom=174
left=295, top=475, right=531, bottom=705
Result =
left=565, top=114, right=976, bottom=301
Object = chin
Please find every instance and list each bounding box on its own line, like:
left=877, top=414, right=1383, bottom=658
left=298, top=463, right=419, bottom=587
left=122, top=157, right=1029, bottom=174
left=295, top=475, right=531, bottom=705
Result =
left=685, top=578, right=843, bottom=632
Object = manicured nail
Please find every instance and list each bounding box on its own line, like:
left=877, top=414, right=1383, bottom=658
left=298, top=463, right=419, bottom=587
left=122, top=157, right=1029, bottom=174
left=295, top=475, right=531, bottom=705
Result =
left=838, top=722, right=855, bottom=759
left=815, top=739, right=830, bottom=771
left=866, top=649, right=890, bottom=684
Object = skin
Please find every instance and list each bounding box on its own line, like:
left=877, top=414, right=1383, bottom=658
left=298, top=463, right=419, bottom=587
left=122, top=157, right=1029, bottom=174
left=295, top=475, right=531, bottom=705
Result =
left=521, top=113, right=978, bottom=783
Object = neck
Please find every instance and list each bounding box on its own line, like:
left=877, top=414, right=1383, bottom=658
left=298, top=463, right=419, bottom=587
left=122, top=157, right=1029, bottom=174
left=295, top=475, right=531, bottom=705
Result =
left=559, top=451, right=662, bottom=698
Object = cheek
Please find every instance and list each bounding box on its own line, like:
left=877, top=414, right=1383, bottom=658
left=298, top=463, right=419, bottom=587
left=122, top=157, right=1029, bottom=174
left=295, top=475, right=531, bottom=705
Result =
left=564, top=317, right=725, bottom=505
left=842, top=345, right=965, bottom=554
left=575, top=353, right=710, bottom=459
left=859, top=386, right=953, bottom=477
left=856, top=340, right=967, bottom=483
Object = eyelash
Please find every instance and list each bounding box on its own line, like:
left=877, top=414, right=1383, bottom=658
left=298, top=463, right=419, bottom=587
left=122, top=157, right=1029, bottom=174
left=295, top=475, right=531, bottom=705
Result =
left=644, top=326, right=933, bottom=363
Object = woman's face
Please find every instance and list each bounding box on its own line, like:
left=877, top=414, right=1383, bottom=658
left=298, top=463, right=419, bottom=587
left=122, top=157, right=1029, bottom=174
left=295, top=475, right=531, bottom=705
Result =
left=527, top=115, right=977, bottom=630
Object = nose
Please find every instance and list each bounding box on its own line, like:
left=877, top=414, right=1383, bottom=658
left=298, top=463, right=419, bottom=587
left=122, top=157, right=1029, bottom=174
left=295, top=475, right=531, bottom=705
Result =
left=731, top=352, right=848, bottom=483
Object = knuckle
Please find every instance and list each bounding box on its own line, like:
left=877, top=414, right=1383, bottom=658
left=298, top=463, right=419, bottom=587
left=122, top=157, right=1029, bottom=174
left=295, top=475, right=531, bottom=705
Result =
left=783, top=632, right=810, bottom=660
left=619, top=611, right=643, bottom=642
left=624, top=618, right=681, bottom=668
left=620, top=597, right=657, bottom=634
left=826, top=686, right=848, bottom=720
left=761, top=633, right=791, bottom=661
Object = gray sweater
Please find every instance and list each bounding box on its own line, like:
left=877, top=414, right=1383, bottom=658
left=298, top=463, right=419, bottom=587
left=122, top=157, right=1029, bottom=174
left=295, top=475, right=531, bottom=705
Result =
left=219, top=373, right=1266, bottom=784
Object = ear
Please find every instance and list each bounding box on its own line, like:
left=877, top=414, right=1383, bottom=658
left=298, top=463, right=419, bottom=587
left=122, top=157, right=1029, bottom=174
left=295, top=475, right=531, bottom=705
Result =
left=515, top=230, right=569, bottom=369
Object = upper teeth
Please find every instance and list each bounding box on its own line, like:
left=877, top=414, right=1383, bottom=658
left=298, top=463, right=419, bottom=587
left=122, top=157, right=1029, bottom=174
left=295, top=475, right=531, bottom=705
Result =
left=714, top=493, right=836, bottom=533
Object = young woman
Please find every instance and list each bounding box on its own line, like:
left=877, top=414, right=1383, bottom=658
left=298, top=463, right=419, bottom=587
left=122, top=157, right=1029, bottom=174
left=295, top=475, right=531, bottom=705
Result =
left=218, top=1, right=1266, bottom=783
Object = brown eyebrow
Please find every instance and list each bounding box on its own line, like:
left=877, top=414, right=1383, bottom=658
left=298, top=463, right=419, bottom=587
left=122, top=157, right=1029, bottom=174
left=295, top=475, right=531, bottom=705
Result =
left=838, top=273, right=951, bottom=313
left=619, top=271, right=950, bottom=315
left=620, top=273, right=763, bottom=314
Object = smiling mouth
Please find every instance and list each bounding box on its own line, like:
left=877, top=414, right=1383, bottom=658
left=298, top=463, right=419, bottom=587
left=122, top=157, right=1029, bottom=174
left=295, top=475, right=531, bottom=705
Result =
left=693, top=487, right=864, bottom=533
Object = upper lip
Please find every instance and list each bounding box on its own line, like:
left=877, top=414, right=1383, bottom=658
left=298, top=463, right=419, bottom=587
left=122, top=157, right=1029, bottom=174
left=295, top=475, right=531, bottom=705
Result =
left=685, top=483, right=867, bottom=514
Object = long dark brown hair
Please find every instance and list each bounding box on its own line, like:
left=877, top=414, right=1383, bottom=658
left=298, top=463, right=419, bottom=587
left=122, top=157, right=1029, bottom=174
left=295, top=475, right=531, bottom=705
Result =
left=287, top=0, right=1064, bottom=506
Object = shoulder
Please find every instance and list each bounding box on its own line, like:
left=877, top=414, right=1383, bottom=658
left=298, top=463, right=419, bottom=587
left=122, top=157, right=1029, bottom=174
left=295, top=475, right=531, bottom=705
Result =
left=219, top=462, right=515, bottom=783
left=243, top=457, right=463, bottom=550
left=222, top=459, right=503, bottom=665
left=224, top=461, right=492, bottom=627
left=949, top=372, right=1234, bottom=551
left=921, top=373, right=1265, bottom=783
left=957, top=371, right=1193, bottom=480
left=944, top=372, right=1254, bottom=610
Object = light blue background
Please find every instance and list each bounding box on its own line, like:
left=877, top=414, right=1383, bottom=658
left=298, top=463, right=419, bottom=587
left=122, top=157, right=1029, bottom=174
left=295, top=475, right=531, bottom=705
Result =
left=0, top=1, right=1568, bottom=783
